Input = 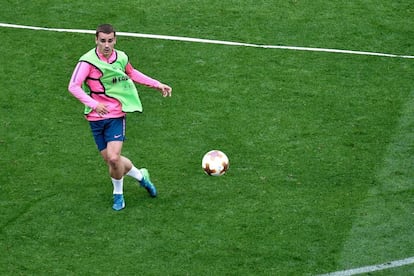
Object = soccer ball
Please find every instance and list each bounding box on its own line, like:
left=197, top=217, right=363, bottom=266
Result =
left=202, top=150, right=229, bottom=176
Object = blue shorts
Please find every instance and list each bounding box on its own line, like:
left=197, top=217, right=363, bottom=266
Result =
left=89, top=117, right=126, bottom=151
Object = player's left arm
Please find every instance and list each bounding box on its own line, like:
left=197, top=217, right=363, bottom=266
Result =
left=126, top=63, right=172, bottom=97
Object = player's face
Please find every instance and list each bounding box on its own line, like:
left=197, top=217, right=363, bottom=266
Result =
left=96, top=32, right=116, bottom=58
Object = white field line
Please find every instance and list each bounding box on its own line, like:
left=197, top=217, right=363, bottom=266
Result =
left=318, top=256, right=414, bottom=276
left=1, top=22, right=414, bottom=59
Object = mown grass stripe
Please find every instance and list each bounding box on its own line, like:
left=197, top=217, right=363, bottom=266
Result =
left=319, top=92, right=414, bottom=275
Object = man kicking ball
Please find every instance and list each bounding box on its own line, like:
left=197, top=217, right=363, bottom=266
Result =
left=68, top=24, right=172, bottom=210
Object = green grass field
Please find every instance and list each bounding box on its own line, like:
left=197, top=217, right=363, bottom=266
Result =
left=1, top=1, right=413, bottom=275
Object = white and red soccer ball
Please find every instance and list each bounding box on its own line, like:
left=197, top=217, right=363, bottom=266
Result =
left=202, top=150, right=229, bottom=176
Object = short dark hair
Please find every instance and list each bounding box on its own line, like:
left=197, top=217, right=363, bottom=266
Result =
left=96, top=24, right=116, bottom=37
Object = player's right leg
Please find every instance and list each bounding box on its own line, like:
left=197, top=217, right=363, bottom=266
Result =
left=90, top=118, right=127, bottom=210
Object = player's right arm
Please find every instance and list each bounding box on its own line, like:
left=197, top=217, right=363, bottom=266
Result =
left=68, top=62, right=100, bottom=110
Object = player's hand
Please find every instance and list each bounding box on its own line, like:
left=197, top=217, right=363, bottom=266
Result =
left=158, top=83, right=172, bottom=97
left=95, top=103, right=109, bottom=116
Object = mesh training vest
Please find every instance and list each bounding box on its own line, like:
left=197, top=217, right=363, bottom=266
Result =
left=80, top=48, right=143, bottom=114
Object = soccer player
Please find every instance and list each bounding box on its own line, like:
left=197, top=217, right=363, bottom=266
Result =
left=68, top=24, right=172, bottom=211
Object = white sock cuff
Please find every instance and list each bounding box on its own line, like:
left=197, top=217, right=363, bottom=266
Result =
left=112, top=177, right=124, bottom=194
left=126, top=166, right=143, bottom=181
